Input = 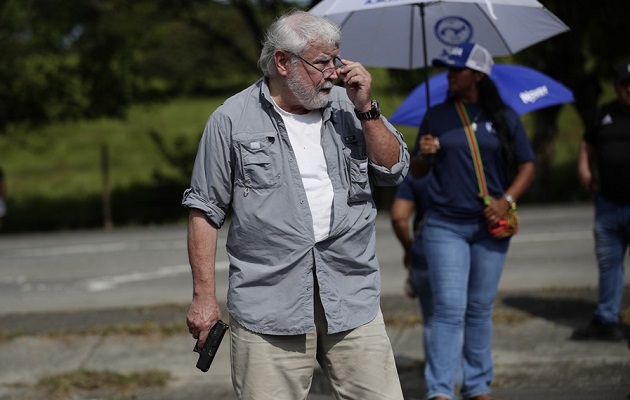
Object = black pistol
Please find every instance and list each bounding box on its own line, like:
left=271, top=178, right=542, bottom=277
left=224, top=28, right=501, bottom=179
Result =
left=193, top=320, right=229, bottom=372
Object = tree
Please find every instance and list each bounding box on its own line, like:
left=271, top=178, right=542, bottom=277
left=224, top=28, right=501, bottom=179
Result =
left=0, top=0, right=305, bottom=132
left=514, top=0, right=630, bottom=201
left=0, top=0, right=90, bottom=130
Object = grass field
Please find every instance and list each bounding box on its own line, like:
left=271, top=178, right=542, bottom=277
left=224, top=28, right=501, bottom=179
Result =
left=0, top=68, right=613, bottom=232
left=0, top=98, right=220, bottom=201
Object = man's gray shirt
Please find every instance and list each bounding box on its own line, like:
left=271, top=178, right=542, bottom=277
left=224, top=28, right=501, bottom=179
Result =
left=182, top=78, right=409, bottom=335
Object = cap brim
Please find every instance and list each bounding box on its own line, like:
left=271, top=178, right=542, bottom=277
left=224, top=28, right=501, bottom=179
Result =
left=432, top=58, right=464, bottom=69
left=432, top=59, right=448, bottom=68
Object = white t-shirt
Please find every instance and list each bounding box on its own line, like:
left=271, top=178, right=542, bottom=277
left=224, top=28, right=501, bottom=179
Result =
left=273, top=104, right=334, bottom=242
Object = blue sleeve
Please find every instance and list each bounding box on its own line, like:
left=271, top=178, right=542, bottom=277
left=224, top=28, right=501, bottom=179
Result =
left=395, top=173, right=415, bottom=201
left=506, top=108, right=536, bottom=164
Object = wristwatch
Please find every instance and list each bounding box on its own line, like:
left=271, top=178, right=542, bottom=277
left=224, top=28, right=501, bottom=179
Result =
left=354, top=100, right=381, bottom=121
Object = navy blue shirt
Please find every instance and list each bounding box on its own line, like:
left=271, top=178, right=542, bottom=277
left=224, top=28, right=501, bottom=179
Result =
left=415, top=100, right=535, bottom=222
left=395, top=173, right=429, bottom=233
left=583, top=100, right=630, bottom=204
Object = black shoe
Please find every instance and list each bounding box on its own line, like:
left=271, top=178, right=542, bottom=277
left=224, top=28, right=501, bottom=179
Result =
left=571, top=317, right=624, bottom=342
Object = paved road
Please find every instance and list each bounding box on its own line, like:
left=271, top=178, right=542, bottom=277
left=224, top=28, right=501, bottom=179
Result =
left=1, top=203, right=629, bottom=400
left=0, top=203, right=600, bottom=314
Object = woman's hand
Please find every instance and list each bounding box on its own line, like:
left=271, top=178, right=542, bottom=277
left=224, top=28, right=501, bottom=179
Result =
left=482, top=195, right=510, bottom=224
left=418, top=135, right=440, bottom=156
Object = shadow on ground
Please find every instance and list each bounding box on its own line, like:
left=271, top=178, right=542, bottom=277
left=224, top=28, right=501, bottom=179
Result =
left=500, top=286, right=630, bottom=337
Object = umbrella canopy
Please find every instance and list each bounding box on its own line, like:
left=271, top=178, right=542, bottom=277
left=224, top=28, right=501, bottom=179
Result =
left=389, top=63, right=575, bottom=127
left=309, top=0, right=570, bottom=69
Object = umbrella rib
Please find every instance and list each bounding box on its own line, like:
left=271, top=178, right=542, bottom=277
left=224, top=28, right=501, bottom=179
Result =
left=337, top=11, right=353, bottom=30
left=472, top=3, right=511, bottom=54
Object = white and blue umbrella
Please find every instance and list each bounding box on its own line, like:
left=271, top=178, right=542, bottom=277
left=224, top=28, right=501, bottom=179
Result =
left=310, top=0, right=570, bottom=121
left=389, top=63, right=575, bottom=127
left=309, top=0, right=569, bottom=70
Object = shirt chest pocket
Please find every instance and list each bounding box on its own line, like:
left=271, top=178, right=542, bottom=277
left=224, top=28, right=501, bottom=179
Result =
left=344, top=148, right=371, bottom=203
left=236, top=136, right=282, bottom=190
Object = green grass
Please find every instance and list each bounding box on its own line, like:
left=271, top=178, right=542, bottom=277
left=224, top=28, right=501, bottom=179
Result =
left=0, top=98, right=221, bottom=201
left=0, top=70, right=584, bottom=202
left=36, top=369, right=170, bottom=400
left=0, top=68, right=612, bottom=232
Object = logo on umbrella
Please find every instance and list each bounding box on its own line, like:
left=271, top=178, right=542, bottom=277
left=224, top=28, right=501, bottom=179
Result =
left=435, top=16, right=473, bottom=46
left=519, top=86, right=549, bottom=104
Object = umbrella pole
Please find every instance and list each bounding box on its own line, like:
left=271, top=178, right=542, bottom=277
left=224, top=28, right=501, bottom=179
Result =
left=418, top=2, right=436, bottom=167
left=419, top=3, right=431, bottom=132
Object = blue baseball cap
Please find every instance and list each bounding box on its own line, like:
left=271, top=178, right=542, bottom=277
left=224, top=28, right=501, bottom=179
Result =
left=432, top=42, right=494, bottom=75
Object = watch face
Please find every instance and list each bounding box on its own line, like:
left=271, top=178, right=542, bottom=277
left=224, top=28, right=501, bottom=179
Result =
left=355, top=100, right=380, bottom=120
left=371, top=101, right=381, bottom=118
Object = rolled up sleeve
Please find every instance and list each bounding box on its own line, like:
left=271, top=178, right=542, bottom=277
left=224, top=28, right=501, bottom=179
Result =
left=369, top=120, right=410, bottom=186
left=181, top=115, right=233, bottom=228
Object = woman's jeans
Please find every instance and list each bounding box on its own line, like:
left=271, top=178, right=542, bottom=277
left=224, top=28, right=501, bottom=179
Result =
left=422, top=216, right=510, bottom=399
left=594, top=195, right=630, bottom=324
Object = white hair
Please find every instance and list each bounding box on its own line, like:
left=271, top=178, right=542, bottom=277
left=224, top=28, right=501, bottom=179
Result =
left=258, top=10, right=340, bottom=77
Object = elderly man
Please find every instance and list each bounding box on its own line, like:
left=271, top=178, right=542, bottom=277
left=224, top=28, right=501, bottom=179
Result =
left=182, top=10, right=409, bottom=400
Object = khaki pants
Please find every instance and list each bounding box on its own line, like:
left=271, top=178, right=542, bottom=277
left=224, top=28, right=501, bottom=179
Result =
left=230, top=301, right=403, bottom=400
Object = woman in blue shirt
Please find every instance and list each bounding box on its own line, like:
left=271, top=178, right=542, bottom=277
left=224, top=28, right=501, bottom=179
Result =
left=412, top=42, right=535, bottom=400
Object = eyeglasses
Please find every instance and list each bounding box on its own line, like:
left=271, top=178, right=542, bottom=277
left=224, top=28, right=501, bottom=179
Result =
left=294, top=54, right=343, bottom=79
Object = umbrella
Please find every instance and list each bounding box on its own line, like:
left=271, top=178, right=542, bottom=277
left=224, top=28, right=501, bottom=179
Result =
left=389, top=63, right=575, bottom=127
left=309, top=0, right=570, bottom=120
left=309, top=0, right=569, bottom=70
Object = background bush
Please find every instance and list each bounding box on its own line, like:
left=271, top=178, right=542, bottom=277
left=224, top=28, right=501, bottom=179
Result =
left=0, top=67, right=602, bottom=233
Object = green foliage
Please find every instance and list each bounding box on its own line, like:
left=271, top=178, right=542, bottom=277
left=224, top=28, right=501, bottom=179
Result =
left=0, top=87, right=584, bottom=233
left=0, top=97, right=222, bottom=231
left=3, top=1, right=621, bottom=231
left=0, top=1, right=302, bottom=132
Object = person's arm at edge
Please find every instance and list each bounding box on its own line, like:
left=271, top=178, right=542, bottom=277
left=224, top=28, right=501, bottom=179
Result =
left=577, top=139, right=593, bottom=193
left=186, top=208, right=223, bottom=348
left=390, top=198, right=415, bottom=269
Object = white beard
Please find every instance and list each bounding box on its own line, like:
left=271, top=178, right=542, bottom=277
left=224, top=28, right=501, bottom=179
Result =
left=286, top=68, right=333, bottom=110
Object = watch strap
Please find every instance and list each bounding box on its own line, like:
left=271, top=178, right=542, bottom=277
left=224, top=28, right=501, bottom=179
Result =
left=354, top=100, right=380, bottom=120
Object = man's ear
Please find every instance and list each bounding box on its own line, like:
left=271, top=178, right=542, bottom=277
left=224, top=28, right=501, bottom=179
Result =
left=274, top=50, right=291, bottom=77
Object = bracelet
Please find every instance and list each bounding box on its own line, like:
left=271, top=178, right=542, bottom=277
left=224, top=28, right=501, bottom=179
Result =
left=504, top=193, right=516, bottom=210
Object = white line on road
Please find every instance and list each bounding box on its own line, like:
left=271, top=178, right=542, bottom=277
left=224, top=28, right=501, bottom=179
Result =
left=4, top=231, right=593, bottom=293
left=85, top=264, right=191, bottom=292
left=4, top=240, right=187, bottom=257
left=3, top=230, right=592, bottom=258
left=511, top=231, right=592, bottom=243
left=84, top=261, right=230, bottom=292
left=13, top=261, right=230, bottom=293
